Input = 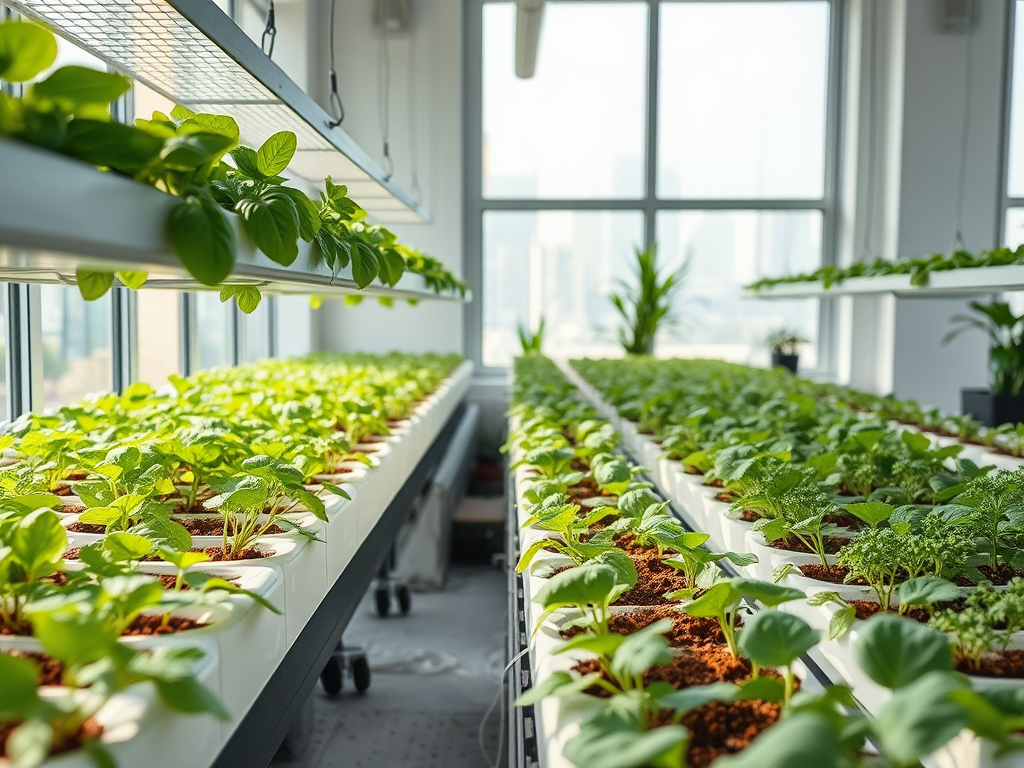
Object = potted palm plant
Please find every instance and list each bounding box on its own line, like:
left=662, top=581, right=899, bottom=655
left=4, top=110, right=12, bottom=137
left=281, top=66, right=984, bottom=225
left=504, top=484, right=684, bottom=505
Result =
left=944, top=300, right=1024, bottom=426
left=766, top=328, right=808, bottom=373
left=609, top=244, right=687, bottom=356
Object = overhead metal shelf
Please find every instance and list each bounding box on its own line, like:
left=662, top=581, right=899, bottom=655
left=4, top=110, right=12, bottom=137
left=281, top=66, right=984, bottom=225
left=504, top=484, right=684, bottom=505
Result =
left=741, top=265, right=1024, bottom=299
left=0, top=139, right=468, bottom=301
left=3, top=0, right=429, bottom=224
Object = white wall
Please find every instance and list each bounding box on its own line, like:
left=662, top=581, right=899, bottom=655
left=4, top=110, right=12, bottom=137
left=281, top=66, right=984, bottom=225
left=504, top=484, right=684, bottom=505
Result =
left=838, top=0, right=1003, bottom=412
left=305, top=0, right=465, bottom=354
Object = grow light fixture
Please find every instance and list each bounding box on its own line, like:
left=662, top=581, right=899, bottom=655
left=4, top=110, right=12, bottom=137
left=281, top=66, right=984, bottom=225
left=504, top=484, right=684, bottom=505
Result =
left=2, top=0, right=428, bottom=224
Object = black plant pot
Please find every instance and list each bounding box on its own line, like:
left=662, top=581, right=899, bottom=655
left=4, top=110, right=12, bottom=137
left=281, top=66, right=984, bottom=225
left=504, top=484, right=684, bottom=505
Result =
left=961, top=388, right=1024, bottom=427
left=771, top=353, right=799, bottom=374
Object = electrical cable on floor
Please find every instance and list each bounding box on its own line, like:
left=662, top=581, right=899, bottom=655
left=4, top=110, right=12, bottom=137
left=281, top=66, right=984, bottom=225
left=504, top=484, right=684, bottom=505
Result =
left=479, top=645, right=529, bottom=768
left=327, top=0, right=345, bottom=127
left=953, top=0, right=976, bottom=252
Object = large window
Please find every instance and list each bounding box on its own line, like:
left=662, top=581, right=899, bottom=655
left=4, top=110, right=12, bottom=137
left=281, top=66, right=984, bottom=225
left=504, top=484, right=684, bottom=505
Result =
left=1005, top=2, right=1024, bottom=247
left=471, top=0, right=840, bottom=369
left=39, top=286, right=113, bottom=409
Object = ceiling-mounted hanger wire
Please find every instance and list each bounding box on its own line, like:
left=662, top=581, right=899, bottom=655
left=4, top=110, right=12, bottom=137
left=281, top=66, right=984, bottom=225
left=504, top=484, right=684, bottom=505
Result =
left=953, top=0, right=975, bottom=252
left=327, top=0, right=345, bottom=128
left=379, top=0, right=394, bottom=181
left=261, top=0, right=276, bottom=58
left=407, top=11, right=422, bottom=204
left=860, top=0, right=878, bottom=262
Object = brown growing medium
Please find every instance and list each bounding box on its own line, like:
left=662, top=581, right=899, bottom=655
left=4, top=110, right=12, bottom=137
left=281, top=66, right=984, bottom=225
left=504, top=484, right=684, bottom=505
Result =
left=53, top=486, right=73, bottom=497
left=768, top=535, right=848, bottom=555
left=63, top=546, right=273, bottom=562
left=561, top=605, right=727, bottom=648
left=613, top=550, right=688, bottom=606
left=739, top=510, right=761, bottom=523
left=121, top=614, right=206, bottom=636
left=0, top=719, right=102, bottom=761
left=575, top=646, right=784, bottom=768
left=66, top=521, right=105, bottom=534
left=61, top=504, right=86, bottom=515
left=798, top=563, right=866, bottom=585
left=849, top=600, right=936, bottom=623
left=956, top=650, right=1024, bottom=678
left=715, top=491, right=738, bottom=504
left=171, top=517, right=286, bottom=536
left=953, top=563, right=1023, bottom=587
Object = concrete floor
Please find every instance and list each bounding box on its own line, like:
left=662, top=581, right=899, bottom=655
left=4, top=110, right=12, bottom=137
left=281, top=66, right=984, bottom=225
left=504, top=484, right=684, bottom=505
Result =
left=271, top=562, right=507, bottom=768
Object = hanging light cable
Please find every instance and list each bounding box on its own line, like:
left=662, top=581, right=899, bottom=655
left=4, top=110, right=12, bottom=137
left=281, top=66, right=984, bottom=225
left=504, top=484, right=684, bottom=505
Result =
left=261, top=0, right=276, bottom=58
left=953, top=0, right=975, bottom=252
left=407, top=9, right=422, bottom=204
left=378, top=0, right=395, bottom=181
left=327, top=0, right=345, bottom=127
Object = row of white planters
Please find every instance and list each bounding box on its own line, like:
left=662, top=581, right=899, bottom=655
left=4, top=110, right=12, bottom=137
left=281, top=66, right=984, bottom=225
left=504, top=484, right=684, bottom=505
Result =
left=509, top=414, right=830, bottom=768
left=10, top=361, right=473, bottom=768
left=556, top=359, right=1024, bottom=768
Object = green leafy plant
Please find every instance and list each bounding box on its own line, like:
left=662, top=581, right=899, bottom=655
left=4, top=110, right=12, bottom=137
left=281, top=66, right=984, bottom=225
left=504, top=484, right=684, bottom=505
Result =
left=517, top=316, right=545, bottom=354
left=930, top=579, right=1024, bottom=671
left=609, top=244, right=687, bottom=356
left=684, top=578, right=804, bottom=656
left=737, top=609, right=819, bottom=706
left=944, top=301, right=1024, bottom=397
left=765, top=328, right=808, bottom=356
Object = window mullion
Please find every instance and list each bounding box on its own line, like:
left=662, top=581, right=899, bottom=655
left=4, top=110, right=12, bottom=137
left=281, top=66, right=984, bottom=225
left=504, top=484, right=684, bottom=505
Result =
left=644, top=0, right=660, bottom=251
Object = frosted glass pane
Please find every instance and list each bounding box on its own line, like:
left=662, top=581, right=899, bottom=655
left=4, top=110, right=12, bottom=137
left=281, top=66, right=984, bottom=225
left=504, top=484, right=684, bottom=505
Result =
left=39, top=286, right=112, bottom=408
left=655, top=210, right=822, bottom=366
left=1008, top=3, right=1024, bottom=197
left=195, top=292, right=234, bottom=370
left=658, top=2, right=830, bottom=199
left=482, top=210, right=645, bottom=367
left=137, top=290, right=182, bottom=387
left=482, top=3, right=648, bottom=199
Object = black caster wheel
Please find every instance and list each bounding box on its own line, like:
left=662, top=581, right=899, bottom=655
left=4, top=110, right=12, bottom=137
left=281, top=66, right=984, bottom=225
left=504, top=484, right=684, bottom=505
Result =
left=375, top=587, right=390, bottom=617
left=396, top=584, right=411, bottom=615
left=351, top=656, right=371, bottom=693
left=320, top=657, right=342, bottom=695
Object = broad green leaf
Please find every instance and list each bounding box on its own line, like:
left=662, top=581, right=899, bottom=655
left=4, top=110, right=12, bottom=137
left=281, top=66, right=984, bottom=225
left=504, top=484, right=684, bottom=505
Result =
left=60, top=118, right=165, bottom=175
left=564, top=723, right=687, bottom=768
left=736, top=579, right=805, bottom=607
left=657, top=682, right=739, bottom=715
left=160, top=131, right=236, bottom=171
left=229, top=146, right=264, bottom=179
left=895, top=576, right=961, bottom=609
left=534, top=564, right=622, bottom=611
left=154, top=676, right=230, bottom=720
left=842, top=502, right=893, bottom=529
left=237, top=189, right=300, bottom=266
left=30, top=66, right=130, bottom=108
left=256, top=131, right=297, bottom=176
left=350, top=242, right=380, bottom=289
left=0, top=21, right=57, bottom=82
left=167, top=195, right=236, bottom=286
left=75, top=269, right=114, bottom=301
left=874, top=672, right=970, bottom=764
left=714, top=712, right=848, bottom=768
left=854, top=613, right=952, bottom=690
left=117, top=271, right=149, bottom=290
left=278, top=186, right=322, bottom=241
left=219, top=285, right=262, bottom=314
left=377, top=248, right=406, bottom=287
left=555, top=632, right=627, bottom=657
left=610, top=619, right=674, bottom=680
left=737, top=609, right=819, bottom=669
left=180, top=112, right=239, bottom=142
left=11, top=509, right=66, bottom=579
left=0, top=653, right=42, bottom=717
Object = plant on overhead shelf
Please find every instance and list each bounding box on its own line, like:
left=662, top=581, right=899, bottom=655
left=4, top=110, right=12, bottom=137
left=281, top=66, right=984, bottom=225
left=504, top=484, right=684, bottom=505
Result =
left=0, top=20, right=464, bottom=308
left=943, top=300, right=1024, bottom=426
left=609, top=244, right=688, bottom=356
left=765, top=328, right=808, bottom=374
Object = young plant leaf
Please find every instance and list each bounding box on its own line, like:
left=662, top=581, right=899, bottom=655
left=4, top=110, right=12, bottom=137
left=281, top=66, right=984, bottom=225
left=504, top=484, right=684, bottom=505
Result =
left=0, top=21, right=57, bottom=82
left=854, top=613, right=952, bottom=690
left=167, top=195, right=236, bottom=286
left=737, top=609, right=819, bottom=669
left=256, top=131, right=297, bottom=176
